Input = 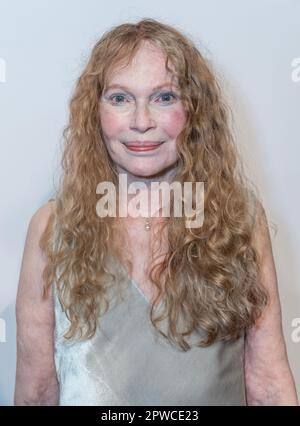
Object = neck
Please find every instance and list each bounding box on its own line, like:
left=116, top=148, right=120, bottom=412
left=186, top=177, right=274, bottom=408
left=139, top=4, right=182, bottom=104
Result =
left=116, top=162, right=179, bottom=189
left=115, top=163, right=180, bottom=218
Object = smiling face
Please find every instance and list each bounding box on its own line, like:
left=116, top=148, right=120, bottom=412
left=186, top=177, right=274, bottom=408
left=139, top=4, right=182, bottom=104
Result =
left=99, top=41, right=187, bottom=182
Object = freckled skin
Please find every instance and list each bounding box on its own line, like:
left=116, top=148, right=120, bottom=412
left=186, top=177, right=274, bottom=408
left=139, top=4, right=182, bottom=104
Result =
left=99, top=41, right=187, bottom=181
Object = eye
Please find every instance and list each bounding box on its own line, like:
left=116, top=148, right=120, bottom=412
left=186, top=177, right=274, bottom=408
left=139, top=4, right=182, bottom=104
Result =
left=156, top=92, right=178, bottom=104
left=109, top=94, right=129, bottom=105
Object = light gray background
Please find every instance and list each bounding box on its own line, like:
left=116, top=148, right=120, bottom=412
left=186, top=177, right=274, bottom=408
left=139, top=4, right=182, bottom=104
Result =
left=0, top=0, right=299, bottom=405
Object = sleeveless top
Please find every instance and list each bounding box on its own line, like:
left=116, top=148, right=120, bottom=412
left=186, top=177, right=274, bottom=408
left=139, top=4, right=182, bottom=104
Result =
left=52, top=192, right=258, bottom=406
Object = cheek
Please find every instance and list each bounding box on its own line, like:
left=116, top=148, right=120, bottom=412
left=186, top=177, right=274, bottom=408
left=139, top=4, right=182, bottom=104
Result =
left=100, top=109, right=125, bottom=138
left=161, top=109, right=186, bottom=138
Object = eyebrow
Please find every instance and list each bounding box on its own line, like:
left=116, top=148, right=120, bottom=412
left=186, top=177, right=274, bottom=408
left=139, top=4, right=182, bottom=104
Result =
left=103, top=83, right=180, bottom=93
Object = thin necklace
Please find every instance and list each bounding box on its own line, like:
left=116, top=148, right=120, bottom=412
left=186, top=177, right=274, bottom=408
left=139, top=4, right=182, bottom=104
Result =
left=145, top=217, right=151, bottom=231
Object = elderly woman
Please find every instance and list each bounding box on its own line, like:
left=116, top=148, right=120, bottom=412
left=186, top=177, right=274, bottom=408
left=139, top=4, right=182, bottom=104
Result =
left=14, top=18, right=298, bottom=406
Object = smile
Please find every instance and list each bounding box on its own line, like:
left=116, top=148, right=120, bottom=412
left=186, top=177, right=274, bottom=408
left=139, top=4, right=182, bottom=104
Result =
left=123, top=142, right=164, bottom=152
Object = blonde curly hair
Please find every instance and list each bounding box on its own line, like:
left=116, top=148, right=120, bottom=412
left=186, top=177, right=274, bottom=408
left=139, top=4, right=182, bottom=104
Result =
left=40, top=18, right=269, bottom=351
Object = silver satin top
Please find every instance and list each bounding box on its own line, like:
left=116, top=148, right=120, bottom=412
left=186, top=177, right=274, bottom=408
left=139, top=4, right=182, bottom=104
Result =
left=53, top=258, right=247, bottom=406
left=53, top=193, right=257, bottom=405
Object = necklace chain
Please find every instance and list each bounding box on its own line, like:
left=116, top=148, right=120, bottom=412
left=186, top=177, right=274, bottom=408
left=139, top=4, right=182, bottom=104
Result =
left=145, top=217, right=151, bottom=231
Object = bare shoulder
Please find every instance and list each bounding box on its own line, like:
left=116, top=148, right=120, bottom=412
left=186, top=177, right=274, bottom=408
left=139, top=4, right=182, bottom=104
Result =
left=16, top=199, right=57, bottom=321
left=14, top=199, right=59, bottom=405
left=29, top=199, right=56, bottom=237
left=18, top=200, right=56, bottom=297
left=251, top=199, right=270, bottom=252
left=244, top=199, right=298, bottom=405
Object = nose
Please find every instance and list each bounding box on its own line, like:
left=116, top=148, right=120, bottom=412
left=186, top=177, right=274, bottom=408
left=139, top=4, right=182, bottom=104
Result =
left=129, top=101, right=156, bottom=133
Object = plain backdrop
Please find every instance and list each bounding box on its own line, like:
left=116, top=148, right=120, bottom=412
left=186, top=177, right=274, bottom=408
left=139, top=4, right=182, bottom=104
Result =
left=0, top=0, right=299, bottom=405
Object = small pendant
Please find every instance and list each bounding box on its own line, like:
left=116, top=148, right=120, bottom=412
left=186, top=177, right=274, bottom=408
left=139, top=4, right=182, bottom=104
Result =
left=145, top=218, right=151, bottom=231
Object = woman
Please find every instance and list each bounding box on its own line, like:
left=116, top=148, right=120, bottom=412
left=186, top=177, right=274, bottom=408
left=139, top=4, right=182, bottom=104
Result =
left=14, top=18, right=298, bottom=405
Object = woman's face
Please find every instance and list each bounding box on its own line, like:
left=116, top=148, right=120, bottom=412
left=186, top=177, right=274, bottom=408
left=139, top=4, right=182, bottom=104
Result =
left=99, top=41, right=187, bottom=181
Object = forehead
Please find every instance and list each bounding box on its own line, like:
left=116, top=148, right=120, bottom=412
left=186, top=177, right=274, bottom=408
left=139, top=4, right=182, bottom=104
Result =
left=104, top=42, right=179, bottom=93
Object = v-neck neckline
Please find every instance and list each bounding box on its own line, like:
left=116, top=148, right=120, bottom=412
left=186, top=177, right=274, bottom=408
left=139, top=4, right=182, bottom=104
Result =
left=109, top=254, right=164, bottom=310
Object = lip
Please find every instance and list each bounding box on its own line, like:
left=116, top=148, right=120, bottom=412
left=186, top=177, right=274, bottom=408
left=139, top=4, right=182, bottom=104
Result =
left=123, top=141, right=164, bottom=152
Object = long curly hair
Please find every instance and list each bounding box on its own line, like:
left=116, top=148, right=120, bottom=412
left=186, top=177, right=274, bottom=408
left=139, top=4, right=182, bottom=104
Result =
left=40, top=18, right=269, bottom=351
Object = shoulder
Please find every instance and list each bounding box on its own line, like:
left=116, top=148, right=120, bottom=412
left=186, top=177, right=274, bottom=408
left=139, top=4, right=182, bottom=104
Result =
left=28, top=199, right=56, bottom=236
left=17, top=199, right=57, bottom=309
left=251, top=198, right=271, bottom=258
left=244, top=198, right=298, bottom=404
left=15, top=198, right=59, bottom=405
left=244, top=196, right=279, bottom=337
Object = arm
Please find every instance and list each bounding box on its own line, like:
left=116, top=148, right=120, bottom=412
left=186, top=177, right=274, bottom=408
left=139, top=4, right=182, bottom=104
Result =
left=14, top=201, right=59, bottom=405
left=244, top=201, right=298, bottom=406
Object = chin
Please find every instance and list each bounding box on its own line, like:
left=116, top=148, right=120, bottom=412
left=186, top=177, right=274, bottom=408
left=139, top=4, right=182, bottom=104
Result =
left=128, top=168, right=162, bottom=179
left=117, top=160, right=179, bottom=180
